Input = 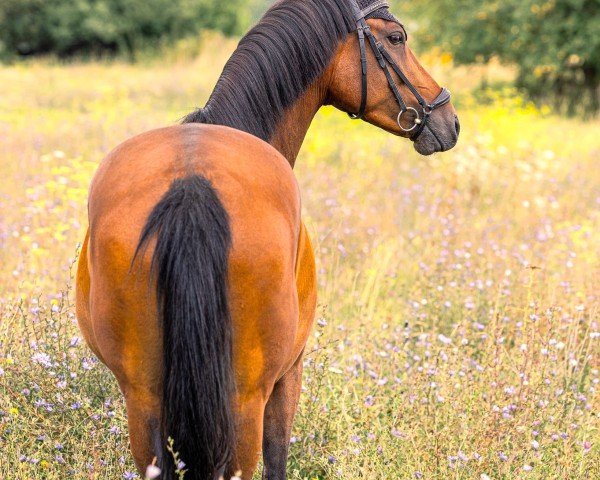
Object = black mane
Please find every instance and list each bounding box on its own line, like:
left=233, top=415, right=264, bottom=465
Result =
left=183, top=0, right=357, bottom=141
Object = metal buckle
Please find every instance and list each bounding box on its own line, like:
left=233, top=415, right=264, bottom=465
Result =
left=397, top=107, right=421, bottom=132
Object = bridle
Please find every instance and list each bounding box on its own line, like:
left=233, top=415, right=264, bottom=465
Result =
left=347, top=0, right=451, bottom=140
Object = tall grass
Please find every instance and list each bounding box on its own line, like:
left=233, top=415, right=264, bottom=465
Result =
left=0, top=37, right=598, bottom=478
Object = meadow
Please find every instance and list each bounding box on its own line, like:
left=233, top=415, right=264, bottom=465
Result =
left=0, top=35, right=599, bottom=479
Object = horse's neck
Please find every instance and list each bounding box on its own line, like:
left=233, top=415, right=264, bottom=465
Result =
left=269, top=79, right=329, bottom=168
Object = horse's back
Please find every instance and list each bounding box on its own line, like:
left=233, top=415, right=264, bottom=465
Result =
left=89, top=123, right=300, bottom=230
left=88, top=123, right=301, bottom=278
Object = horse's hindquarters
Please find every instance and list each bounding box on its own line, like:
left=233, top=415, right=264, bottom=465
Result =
left=76, top=123, right=313, bottom=478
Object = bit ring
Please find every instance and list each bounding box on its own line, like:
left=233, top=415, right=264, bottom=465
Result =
left=397, top=107, right=420, bottom=132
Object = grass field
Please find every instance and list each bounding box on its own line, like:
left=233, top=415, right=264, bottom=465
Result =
left=0, top=35, right=599, bottom=479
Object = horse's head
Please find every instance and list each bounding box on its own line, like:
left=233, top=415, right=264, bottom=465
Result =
left=327, top=0, right=459, bottom=155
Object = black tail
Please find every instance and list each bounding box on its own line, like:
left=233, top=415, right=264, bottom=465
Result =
left=135, top=175, right=234, bottom=479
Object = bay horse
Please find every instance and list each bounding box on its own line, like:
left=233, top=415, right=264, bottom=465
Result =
left=75, top=0, right=459, bottom=478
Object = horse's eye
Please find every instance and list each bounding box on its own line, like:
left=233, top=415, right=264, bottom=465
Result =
left=387, top=32, right=405, bottom=45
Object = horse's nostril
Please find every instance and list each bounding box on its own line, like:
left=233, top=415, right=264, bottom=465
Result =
left=454, top=115, right=461, bottom=136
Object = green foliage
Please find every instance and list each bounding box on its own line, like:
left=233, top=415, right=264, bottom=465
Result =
left=416, top=0, right=600, bottom=115
left=243, top=0, right=275, bottom=25
left=0, top=0, right=243, bottom=59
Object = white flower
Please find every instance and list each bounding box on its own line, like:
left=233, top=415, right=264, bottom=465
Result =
left=145, top=464, right=161, bottom=479
left=32, top=352, right=53, bottom=368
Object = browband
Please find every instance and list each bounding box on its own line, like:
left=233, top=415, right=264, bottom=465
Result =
left=358, top=0, right=390, bottom=19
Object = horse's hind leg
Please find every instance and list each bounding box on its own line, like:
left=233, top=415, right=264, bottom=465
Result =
left=261, top=353, right=304, bottom=480
left=78, top=231, right=161, bottom=472
left=228, top=393, right=266, bottom=479
left=122, top=388, right=162, bottom=474
left=261, top=222, right=316, bottom=479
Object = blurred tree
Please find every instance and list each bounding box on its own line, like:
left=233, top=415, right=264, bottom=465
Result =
left=244, top=0, right=276, bottom=26
left=0, top=0, right=243, bottom=59
left=413, top=0, right=600, bottom=115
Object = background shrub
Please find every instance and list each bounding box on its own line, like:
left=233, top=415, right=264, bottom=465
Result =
left=0, top=0, right=244, bottom=59
left=0, top=0, right=597, bottom=112
left=404, top=0, right=600, bottom=115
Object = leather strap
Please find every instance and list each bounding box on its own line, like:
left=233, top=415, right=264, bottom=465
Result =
left=349, top=19, right=369, bottom=119
left=365, top=35, right=408, bottom=112
left=429, top=88, right=452, bottom=109
left=378, top=45, right=428, bottom=110
left=359, top=0, right=390, bottom=19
